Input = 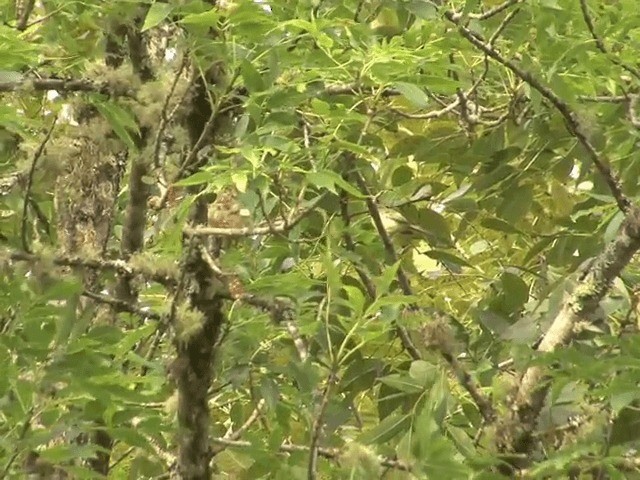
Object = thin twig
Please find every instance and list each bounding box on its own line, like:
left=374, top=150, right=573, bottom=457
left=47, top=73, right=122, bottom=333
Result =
left=488, top=6, right=521, bottom=44
left=20, top=116, right=57, bottom=252
left=152, top=55, right=189, bottom=168
left=208, top=438, right=411, bottom=471
left=338, top=188, right=376, bottom=298
left=15, top=0, right=35, bottom=31
left=470, top=0, right=522, bottom=20
left=323, top=84, right=400, bottom=97
left=209, top=399, right=266, bottom=457
left=578, top=95, right=627, bottom=103
left=390, top=99, right=460, bottom=120
left=442, top=351, right=495, bottom=422
left=23, top=6, right=63, bottom=29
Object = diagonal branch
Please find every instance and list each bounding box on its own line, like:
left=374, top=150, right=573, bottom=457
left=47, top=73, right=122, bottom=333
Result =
left=470, top=0, right=523, bottom=20
left=209, top=399, right=266, bottom=457
left=15, top=0, right=36, bottom=31
left=445, top=10, right=630, bottom=212
left=578, top=0, right=640, bottom=83
left=498, top=205, right=640, bottom=470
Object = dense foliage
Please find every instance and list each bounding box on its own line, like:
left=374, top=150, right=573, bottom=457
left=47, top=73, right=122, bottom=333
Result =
left=2, top=0, right=640, bottom=478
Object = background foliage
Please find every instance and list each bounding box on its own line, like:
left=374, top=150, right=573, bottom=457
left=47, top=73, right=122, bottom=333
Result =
left=2, top=0, right=640, bottom=478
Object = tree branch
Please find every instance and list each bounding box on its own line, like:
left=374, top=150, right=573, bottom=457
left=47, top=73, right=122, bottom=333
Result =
left=6, top=249, right=177, bottom=287
left=82, top=290, right=164, bottom=321
left=445, top=10, right=630, bottom=212
left=578, top=0, right=640, bottom=83
left=0, top=77, right=131, bottom=96
left=498, top=205, right=640, bottom=470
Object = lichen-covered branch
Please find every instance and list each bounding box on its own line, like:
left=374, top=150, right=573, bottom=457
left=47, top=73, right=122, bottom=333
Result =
left=6, top=249, right=177, bottom=288
left=497, top=206, right=640, bottom=470
left=172, top=35, right=231, bottom=478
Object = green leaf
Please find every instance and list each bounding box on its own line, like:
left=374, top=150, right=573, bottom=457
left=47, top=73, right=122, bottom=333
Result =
left=604, top=210, right=625, bottom=244
left=500, top=271, right=529, bottom=313
left=93, top=100, right=140, bottom=151
left=181, top=8, right=221, bottom=26
left=406, top=1, right=437, bottom=19
left=306, top=170, right=364, bottom=198
left=343, top=285, right=365, bottom=317
left=378, top=374, right=424, bottom=394
left=53, top=293, right=79, bottom=348
left=374, top=261, right=401, bottom=296
left=174, top=170, right=214, bottom=186
left=130, top=456, right=164, bottom=478
left=421, top=76, right=460, bottom=95
left=40, top=444, right=98, bottom=463
left=480, top=217, right=521, bottom=234
left=409, top=208, right=452, bottom=245
left=0, top=29, right=39, bottom=69
left=394, top=82, right=430, bottom=108
left=142, top=3, right=174, bottom=32
left=498, top=184, right=534, bottom=224
left=241, top=59, right=265, bottom=92
left=409, top=360, right=437, bottom=385
left=358, top=413, right=412, bottom=445
left=423, top=250, right=473, bottom=268
left=332, top=138, right=373, bottom=159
